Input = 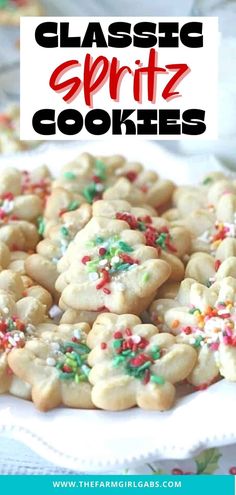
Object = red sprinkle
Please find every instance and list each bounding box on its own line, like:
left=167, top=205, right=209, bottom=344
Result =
left=96, top=269, right=110, bottom=290
left=103, top=287, right=111, bottom=294
left=114, top=331, right=123, bottom=339
left=116, top=212, right=138, bottom=229
left=214, top=259, right=221, bottom=272
left=125, top=171, right=138, bottom=182
left=2, top=192, right=14, bottom=201
left=125, top=328, right=132, bottom=336
left=99, top=247, right=107, bottom=256
left=92, top=175, right=101, bottom=183
left=143, top=369, right=151, bottom=384
left=81, top=255, right=91, bottom=265
left=119, top=253, right=139, bottom=265
left=63, top=365, right=72, bottom=373
left=101, top=342, right=107, bottom=350
left=183, top=326, right=192, bottom=335
left=0, top=321, right=7, bottom=332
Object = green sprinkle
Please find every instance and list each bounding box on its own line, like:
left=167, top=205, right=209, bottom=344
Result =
left=156, top=233, right=167, bottom=248
left=60, top=226, right=69, bottom=237
left=121, top=350, right=133, bottom=356
left=95, top=236, right=104, bottom=245
left=67, top=200, right=80, bottom=211
left=152, top=352, right=161, bottom=360
left=83, top=183, right=97, bottom=203
left=202, top=176, right=212, bottom=185
left=142, top=272, right=150, bottom=283
left=74, top=374, right=80, bottom=383
left=37, top=216, right=45, bottom=235
left=193, top=336, right=203, bottom=348
left=112, top=339, right=123, bottom=349
left=113, top=355, right=125, bottom=367
left=151, top=375, right=165, bottom=385
left=59, top=372, right=75, bottom=380
left=136, top=361, right=152, bottom=372
left=115, top=263, right=131, bottom=271
left=78, top=374, right=87, bottom=382
left=63, top=341, right=90, bottom=353
left=95, top=159, right=106, bottom=180
left=189, top=307, right=200, bottom=314
left=64, top=171, right=76, bottom=180
left=118, top=241, right=134, bottom=252
left=138, top=222, right=146, bottom=231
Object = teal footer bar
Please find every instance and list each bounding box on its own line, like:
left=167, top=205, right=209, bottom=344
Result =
left=0, top=475, right=234, bottom=495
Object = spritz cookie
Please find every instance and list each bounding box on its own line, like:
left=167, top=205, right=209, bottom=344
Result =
left=8, top=322, right=94, bottom=411
left=0, top=291, right=47, bottom=398
left=152, top=277, right=236, bottom=387
left=87, top=313, right=197, bottom=410
left=56, top=217, right=171, bottom=315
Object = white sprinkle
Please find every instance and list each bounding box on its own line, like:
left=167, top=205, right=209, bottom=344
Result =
left=111, top=256, right=120, bottom=265
left=2, top=199, right=14, bottom=213
left=46, top=357, right=56, bottom=366
left=99, top=259, right=108, bottom=267
left=8, top=336, right=16, bottom=346
left=26, top=324, right=36, bottom=335
left=156, top=304, right=164, bottom=311
left=2, top=307, right=9, bottom=314
left=197, top=230, right=210, bottom=243
left=51, top=342, right=60, bottom=351
left=96, top=184, right=104, bottom=192
left=132, top=335, right=141, bottom=344
left=73, top=329, right=81, bottom=339
left=128, top=263, right=138, bottom=270
left=89, top=271, right=99, bottom=281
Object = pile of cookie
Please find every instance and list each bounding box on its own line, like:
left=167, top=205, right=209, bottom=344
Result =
left=1, top=153, right=236, bottom=413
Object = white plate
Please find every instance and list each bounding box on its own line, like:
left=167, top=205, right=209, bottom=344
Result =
left=0, top=140, right=234, bottom=472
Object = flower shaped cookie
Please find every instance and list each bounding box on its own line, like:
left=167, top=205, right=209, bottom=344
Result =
left=21, top=165, right=52, bottom=203
left=25, top=196, right=91, bottom=297
left=185, top=192, right=236, bottom=256
left=0, top=291, right=48, bottom=398
left=103, top=174, right=174, bottom=210
left=164, top=172, right=234, bottom=222
left=93, top=199, right=191, bottom=281
left=53, top=152, right=174, bottom=210
left=87, top=313, right=197, bottom=410
left=152, top=277, right=236, bottom=387
left=185, top=253, right=236, bottom=287
left=8, top=322, right=94, bottom=411
left=0, top=242, right=53, bottom=310
left=56, top=217, right=171, bottom=315
left=53, top=152, right=125, bottom=200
